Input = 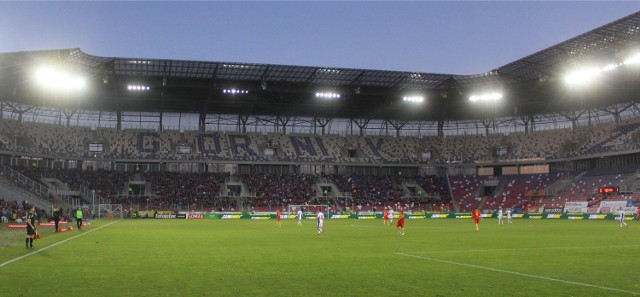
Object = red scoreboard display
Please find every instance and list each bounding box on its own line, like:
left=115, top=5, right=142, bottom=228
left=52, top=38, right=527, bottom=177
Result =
left=598, top=186, right=619, bottom=194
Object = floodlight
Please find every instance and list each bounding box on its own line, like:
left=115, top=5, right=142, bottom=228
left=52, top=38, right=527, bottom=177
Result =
left=315, top=92, right=341, bottom=99
left=127, top=85, right=150, bottom=91
left=602, top=63, right=621, bottom=72
left=73, top=78, right=86, bottom=89
left=624, top=53, right=640, bottom=65
left=36, top=68, right=55, bottom=83
left=402, top=95, right=424, bottom=103
left=564, top=68, right=601, bottom=86
left=35, top=67, right=86, bottom=91
left=320, top=68, right=339, bottom=74
left=469, top=92, right=502, bottom=102
left=223, top=89, right=248, bottom=94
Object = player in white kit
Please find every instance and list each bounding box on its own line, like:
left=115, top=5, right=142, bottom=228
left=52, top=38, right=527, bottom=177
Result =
left=388, top=208, right=394, bottom=225
left=619, top=208, right=628, bottom=228
left=497, top=207, right=504, bottom=225
left=317, top=211, right=325, bottom=235
left=297, top=208, right=303, bottom=226
left=506, top=208, right=512, bottom=224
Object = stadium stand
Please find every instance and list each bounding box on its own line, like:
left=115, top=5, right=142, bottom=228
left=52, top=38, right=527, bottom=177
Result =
left=3, top=114, right=640, bottom=214
left=483, top=173, right=571, bottom=211
left=2, top=116, right=640, bottom=163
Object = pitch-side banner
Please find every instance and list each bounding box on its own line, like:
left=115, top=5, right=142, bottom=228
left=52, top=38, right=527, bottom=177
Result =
left=357, top=214, right=377, bottom=220
left=7, top=224, right=26, bottom=228
left=611, top=207, right=638, bottom=214
left=543, top=208, right=564, bottom=213
left=600, top=201, right=628, bottom=208
left=453, top=213, right=473, bottom=219
left=330, top=214, right=351, bottom=219
left=564, top=207, right=588, bottom=213
left=139, top=210, right=175, bottom=218
left=190, top=212, right=639, bottom=220
left=186, top=213, right=204, bottom=220
left=154, top=213, right=177, bottom=219
left=407, top=215, right=426, bottom=219
left=565, top=201, right=588, bottom=208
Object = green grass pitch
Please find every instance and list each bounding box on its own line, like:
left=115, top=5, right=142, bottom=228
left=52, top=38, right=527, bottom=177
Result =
left=1, top=218, right=639, bottom=296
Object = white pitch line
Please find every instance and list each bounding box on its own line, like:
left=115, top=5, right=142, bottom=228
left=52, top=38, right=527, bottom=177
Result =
left=396, top=252, right=640, bottom=296
left=405, top=244, right=640, bottom=254
left=0, top=220, right=120, bottom=268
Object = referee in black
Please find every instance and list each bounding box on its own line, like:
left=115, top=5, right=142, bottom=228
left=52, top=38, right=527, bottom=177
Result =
left=26, top=207, right=37, bottom=249
left=53, top=208, right=60, bottom=232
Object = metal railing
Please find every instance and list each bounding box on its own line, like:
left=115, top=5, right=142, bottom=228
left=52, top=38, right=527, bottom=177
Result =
left=0, top=165, right=51, bottom=206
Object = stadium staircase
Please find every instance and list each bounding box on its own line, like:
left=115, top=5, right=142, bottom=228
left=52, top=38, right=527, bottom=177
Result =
left=476, top=196, right=490, bottom=210
left=620, top=171, right=640, bottom=193
left=40, top=177, right=87, bottom=206
left=220, top=177, right=255, bottom=211
left=400, top=182, right=427, bottom=199
left=0, top=166, right=53, bottom=210
left=315, top=179, right=344, bottom=212
left=41, top=177, right=106, bottom=209
left=444, top=172, right=458, bottom=212
left=544, top=176, right=575, bottom=197
left=474, top=179, right=500, bottom=210
left=221, top=178, right=254, bottom=197
left=575, top=171, right=589, bottom=180
left=125, top=174, right=151, bottom=197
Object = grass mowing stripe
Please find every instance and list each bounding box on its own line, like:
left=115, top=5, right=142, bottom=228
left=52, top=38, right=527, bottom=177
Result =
left=396, top=252, right=640, bottom=296
left=0, top=220, right=120, bottom=268
left=406, top=244, right=640, bottom=254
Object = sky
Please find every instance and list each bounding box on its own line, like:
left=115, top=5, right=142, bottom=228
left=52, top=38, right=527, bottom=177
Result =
left=0, top=2, right=638, bottom=75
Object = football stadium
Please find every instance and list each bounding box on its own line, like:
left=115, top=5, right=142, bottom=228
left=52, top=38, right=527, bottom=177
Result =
left=2, top=8, right=640, bottom=297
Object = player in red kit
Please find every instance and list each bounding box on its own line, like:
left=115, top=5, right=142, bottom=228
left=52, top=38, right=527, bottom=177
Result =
left=396, top=208, right=405, bottom=235
left=383, top=209, right=389, bottom=225
left=472, top=209, right=481, bottom=231
left=276, top=209, right=282, bottom=227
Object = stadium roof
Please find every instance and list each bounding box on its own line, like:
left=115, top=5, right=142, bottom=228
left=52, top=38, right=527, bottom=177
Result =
left=1, top=11, right=639, bottom=121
